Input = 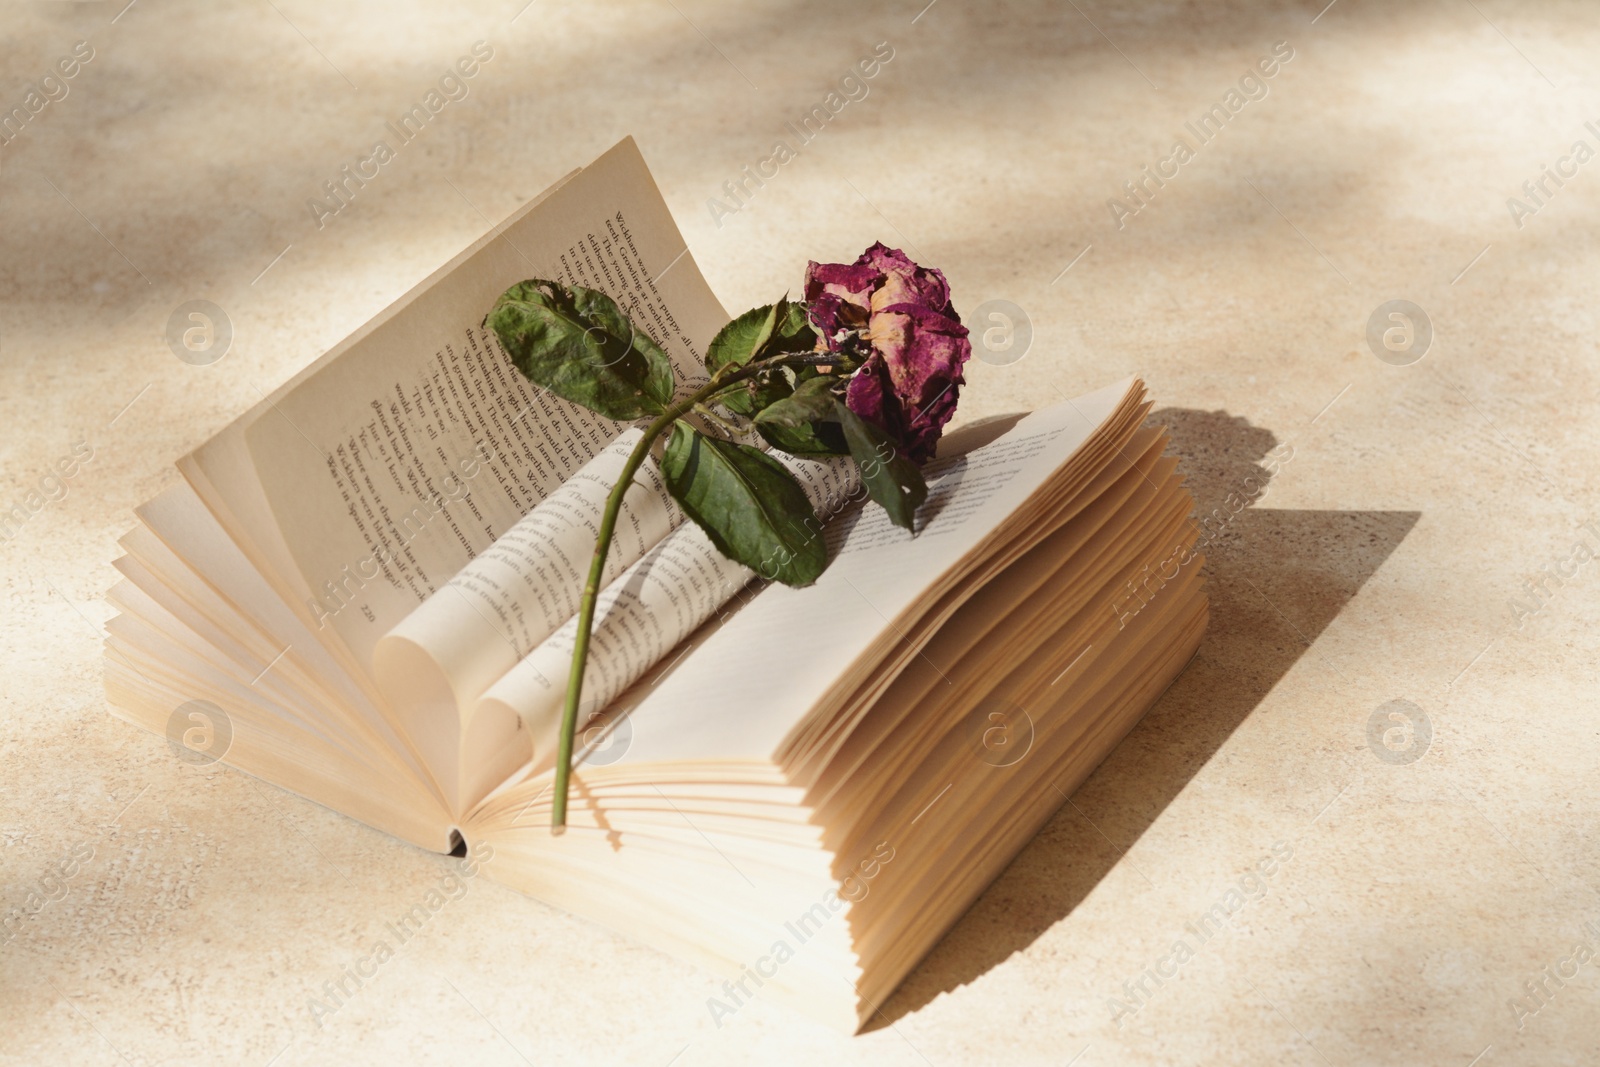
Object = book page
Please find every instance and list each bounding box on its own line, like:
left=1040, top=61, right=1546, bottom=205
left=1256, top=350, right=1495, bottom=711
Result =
left=370, top=427, right=683, bottom=784
left=181, top=139, right=728, bottom=684
left=602, top=378, right=1139, bottom=768
left=476, top=451, right=859, bottom=771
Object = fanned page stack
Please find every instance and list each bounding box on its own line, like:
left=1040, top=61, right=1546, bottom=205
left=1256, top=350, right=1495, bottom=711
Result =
left=105, top=138, right=1207, bottom=1031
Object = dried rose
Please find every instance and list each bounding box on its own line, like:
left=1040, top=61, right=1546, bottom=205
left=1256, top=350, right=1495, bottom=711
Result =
left=804, top=243, right=970, bottom=463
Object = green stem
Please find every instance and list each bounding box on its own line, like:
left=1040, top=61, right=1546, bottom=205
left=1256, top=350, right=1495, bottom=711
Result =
left=550, top=354, right=793, bottom=831
left=690, top=403, right=746, bottom=438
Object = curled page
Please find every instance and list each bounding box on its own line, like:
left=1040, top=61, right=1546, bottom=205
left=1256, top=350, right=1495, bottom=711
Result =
left=374, top=428, right=682, bottom=709
left=478, top=452, right=860, bottom=770
left=372, top=428, right=683, bottom=803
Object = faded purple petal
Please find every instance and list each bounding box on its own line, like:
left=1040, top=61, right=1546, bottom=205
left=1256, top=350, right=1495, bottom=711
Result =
left=808, top=292, right=869, bottom=353
left=805, top=260, right=879, bottom=352
left=870, top=304, right=967, bottom=397
left=815, top=243, right=970, bottom=462
left=804, top=260, right=879, bottom=302
left=844, top=354, right=892, bottom=428
left=858, top=242, right=951, bottom=313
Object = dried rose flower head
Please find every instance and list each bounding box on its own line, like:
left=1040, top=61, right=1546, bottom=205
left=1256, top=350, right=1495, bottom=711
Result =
left=805, top=242, right=971, bottom=463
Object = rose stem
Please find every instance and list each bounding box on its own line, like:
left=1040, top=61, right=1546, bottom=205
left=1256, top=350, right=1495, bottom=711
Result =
left=550, top=351, right=830, bottom=832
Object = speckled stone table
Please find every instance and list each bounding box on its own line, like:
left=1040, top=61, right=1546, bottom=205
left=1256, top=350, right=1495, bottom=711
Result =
left=4, top=1, right=1599, bottom=1064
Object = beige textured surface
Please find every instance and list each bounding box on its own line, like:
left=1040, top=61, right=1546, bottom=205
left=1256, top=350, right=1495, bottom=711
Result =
left=4, top=0, right=1599, bottom=1063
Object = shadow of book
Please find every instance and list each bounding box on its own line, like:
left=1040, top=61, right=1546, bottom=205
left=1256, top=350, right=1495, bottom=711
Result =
left=867, top=407, right=1420, bottom=1027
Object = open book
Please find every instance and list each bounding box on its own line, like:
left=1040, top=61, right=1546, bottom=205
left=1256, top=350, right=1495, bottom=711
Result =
left=105, top=138, right=1207, bottom=1031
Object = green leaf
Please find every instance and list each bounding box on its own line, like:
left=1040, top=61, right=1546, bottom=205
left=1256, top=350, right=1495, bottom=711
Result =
left=662, top=421, right=828, bottom=587
left=706, top=297, right=817, bottom=373
left=715, top=368, right=785, bottom=419
left=751, top=374, right=849, bottom=455
left=757, top=420, right=849, bottom=456
left=706, top=301, right=781, bottom=376
left=755, top=374, right=837, bottom=428
left=486, top=279, right=675, bottom=421
left=837, top=402, right=928, bottom=532
left=708, top=299, right=823, bottom=419
left=773, top=298, right=816, bottom=350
